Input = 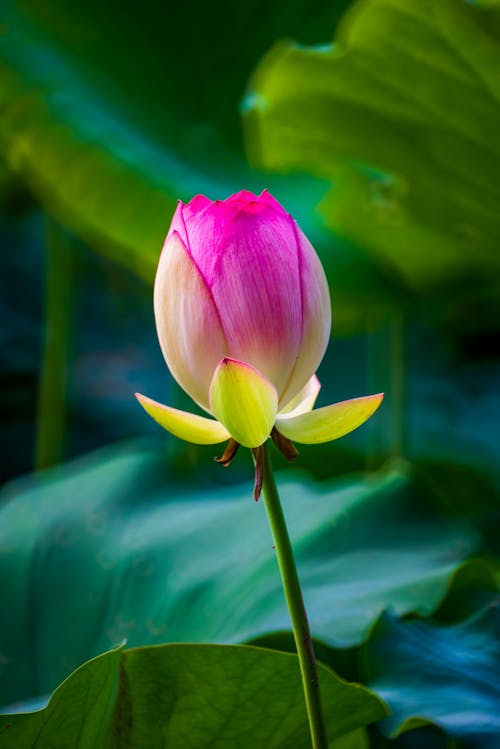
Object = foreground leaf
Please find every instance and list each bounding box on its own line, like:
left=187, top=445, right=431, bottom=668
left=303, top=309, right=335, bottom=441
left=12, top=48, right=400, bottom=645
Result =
left=330, top=729, right=369, bottom=749
left=0, top=643, right=386, bottom=748
left=0, top=444, right=488, bottom=706
left=365, top=604, right=500, bottom=749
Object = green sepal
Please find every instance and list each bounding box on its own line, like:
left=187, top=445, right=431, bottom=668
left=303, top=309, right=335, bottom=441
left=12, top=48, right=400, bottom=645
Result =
left=135, top=393, right=230, bottom=444
left=275, top=393, right=383, bottom=444
left=209, top=358, right=278, bottom=448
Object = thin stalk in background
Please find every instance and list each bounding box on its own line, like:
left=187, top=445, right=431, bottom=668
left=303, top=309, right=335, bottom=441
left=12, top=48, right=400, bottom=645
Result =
left=365, top=315, right=406, bottom=467
left=365, top=324, right=383, bottom=470
left=35, top=219, right=75, bottom=470
left=390, top=314, right=406, bottom=459
left=259, top=443, right=328, bottom=749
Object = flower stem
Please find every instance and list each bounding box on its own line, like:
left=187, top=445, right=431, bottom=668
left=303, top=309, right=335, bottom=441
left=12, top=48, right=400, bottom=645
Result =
left=259, top=444, right=328, bottom=749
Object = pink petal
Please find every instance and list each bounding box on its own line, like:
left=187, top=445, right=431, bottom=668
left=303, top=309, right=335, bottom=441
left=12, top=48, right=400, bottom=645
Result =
left=181, top=194, right=212, bottom=221
left=209, top=202, right=303, bottom=397
left=257, top=189, right=288, bottom=214
left=181, top=199, right=241, bottom=272
left=224, top=190, right=259, bottom=209
left=179, top=191, right=287, bottom=277
left=154, top=231, right=227, bottom=411
left=166, top=195, right=213, bottom=249
left=166, top=200, right=190, bottom=246
left=279, top=224, right=331, bottom=408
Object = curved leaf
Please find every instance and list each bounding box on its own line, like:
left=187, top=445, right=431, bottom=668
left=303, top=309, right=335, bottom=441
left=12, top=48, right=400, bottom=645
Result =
left=0, top=642, right=386, bottom=748
left=245, top=0, right=500, bottom=296
left=0, top=444, right=488, bottom=706
left=365, top=605, right=500, bottom=749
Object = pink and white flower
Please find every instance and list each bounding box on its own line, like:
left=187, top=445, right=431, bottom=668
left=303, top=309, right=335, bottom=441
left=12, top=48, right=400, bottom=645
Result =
left=136, top=190, right=382, bottom=455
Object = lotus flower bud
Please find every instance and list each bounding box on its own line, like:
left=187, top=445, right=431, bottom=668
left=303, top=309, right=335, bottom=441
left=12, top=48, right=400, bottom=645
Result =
left=153, top=189, right=331, bottom=412
left=136, top=190, right=382, bottom=458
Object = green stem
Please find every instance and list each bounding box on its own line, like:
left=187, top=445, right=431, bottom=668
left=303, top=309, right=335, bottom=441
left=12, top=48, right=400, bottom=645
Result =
left=260, top=444, right=328, bottom=749
left=35, top=219, right=74, bottom=470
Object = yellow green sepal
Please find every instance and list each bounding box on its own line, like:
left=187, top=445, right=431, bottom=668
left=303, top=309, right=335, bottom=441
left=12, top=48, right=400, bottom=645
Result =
left=275, top=393, right=384, bottom=444
left=135, top=393, right=230, bottom=444
left=209, top=358, right=278, bottom=448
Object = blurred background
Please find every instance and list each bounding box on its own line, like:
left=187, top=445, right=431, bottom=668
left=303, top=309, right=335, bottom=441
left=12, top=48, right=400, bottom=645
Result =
left=1, top=1, right=499, bottom=747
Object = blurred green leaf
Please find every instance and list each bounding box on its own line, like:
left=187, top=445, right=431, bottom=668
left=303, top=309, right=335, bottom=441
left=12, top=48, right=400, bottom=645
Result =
left=0, top=642, right=386, bottom=748
left=0, top=0, right=403, bottom=332
left=0, top=443, right=492, bottom=706
left=245, top=0, right=500, bottom=301
left=365, top=604, right=500, bottom=749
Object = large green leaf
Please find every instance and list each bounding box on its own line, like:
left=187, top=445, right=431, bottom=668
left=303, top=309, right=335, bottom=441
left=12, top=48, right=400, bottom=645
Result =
left=0, top=642, right=386, bottom=748
left=0, top=443, right=491, bottom=707
left=245, top=0, right=500, bottom=298
left=0, top=0, right=403, bottom=332
left=365, top=605, right=500, bottom=749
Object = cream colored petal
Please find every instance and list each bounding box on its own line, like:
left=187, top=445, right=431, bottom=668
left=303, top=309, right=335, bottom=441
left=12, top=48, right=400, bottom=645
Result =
left=279, top=375, right=321, bottom=418
left=154, top=232, right=227, bottom=412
